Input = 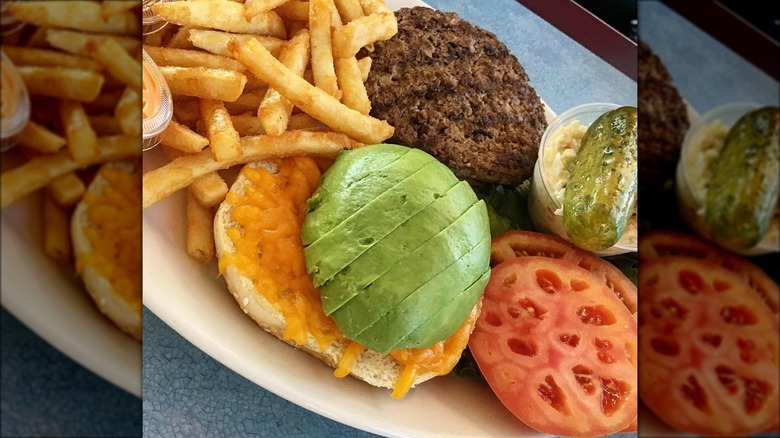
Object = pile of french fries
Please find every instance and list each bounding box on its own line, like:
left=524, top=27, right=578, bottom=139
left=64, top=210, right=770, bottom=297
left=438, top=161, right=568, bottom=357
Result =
left=141, top=0, right=399, bottom=265
left=1, top=1, right=142, bottom=265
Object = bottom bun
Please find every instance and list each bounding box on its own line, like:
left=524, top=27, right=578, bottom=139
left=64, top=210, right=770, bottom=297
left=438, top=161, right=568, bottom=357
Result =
left=215, top=161, right=480, bottom=393
left=71, top=160, right=141, bottom=341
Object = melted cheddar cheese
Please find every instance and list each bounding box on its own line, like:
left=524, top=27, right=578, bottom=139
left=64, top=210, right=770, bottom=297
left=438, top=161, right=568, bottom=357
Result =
left=220, top=157, right=475, bottom=398
left=75, top=162, right=142, bottom=311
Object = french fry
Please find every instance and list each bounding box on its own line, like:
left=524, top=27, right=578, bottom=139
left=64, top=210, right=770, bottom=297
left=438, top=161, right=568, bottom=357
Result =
left=143, top=45, right=247, bottom=72
left=160, top=66, right=247, bottom=102
left=17, top=121, right=66, bottom=154
left=1, top=46, right=102, bottom=71
left=357, top=56, right=371, bottom=81
left=231, top=114, right=266, bottom=136
left=335, top=57, right=370, bottom=114
left=246, top=0, right=292, bottom=18
left=60, top=100, right=99, bottom=163
left=288, top=113, right=325, bottom=130
left=46, top=172, right=86, bottom=207
left=24, top=26, right=50, bottom=48
left=166, top=26, right=196, bottom=50
left=331, top=12, right=397, bottom=58
left=1, top=135, right=141, bottom=210
left=188, top=29, right=285, bottom=58
left=101, top=0, right=138, bottom=17
left=18, top=66, right=104, bottom=102
left=258, top=30, right=310, bottom=135
left=275, top=1, right=309, bottom=21
left=222, top=88, right=268, bottom=114
left=200, top=99, right=242, bottom=161
left=9, top=2, right=140, bottom=35
left=42, top=193, right=72, bottom=264
left=143, top=130, right=351, bottom=209
left=115, top=87, right=142, bottom=136
left=309, top=0, right=339, bottom=98
left=85, top=37, right=143, bottom=91
left=334, top=0, right=363, bottom=23
left=186, top=192, right=215, bottom=264
left=160, top=119, right=210, bottom=153
left=46, top=29, right=142, bottom=56
left=228, top=38, right=393, bottom=144
left=244, top=73, right=268, bottom=91
left=172, top=99, right=201, bottom=127
left=83, top=89, right=124, bottom=113
left=88, top=114, right=123, bottom=136
left=358, top=0, right=391, bottom=14
left=152, top=0, right=286, bottom=37
left=162, top=146, right=228, bottom=207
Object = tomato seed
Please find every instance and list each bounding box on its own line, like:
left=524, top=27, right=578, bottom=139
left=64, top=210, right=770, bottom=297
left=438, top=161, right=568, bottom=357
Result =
left=594, top=338, right=612, bottom=350
left=535, top=269, right=563, bottom=294
left=599, top=377, right=630, bottom=416
left=678, top=269, right=705, bottom=295
left=538, top=375, right=568, bottom=414
left=576, top=306, right=617, bottom=326
left=701, top=333, right=722, bottom=348
left=681, top=375, right=709, bottom=412
left=570, top=279, right=589, bottom=291
left=559, top=334, right=580, bottom=348
left=507, top=338, right=536, bottom=357
left=743, top=378, right=769, bottom=414
left=713, top=279, right=731, bottom=292
left=716, top=365, right=739, bottom=394
left=660, top=298, right=689, bottom=319
left=597, top=352, right=616, bottom=364
left=720, top=306, right=758, bottom=325
left=518, top=298, right=547, bottom=320
left=650, top=338, right=680, bottom=356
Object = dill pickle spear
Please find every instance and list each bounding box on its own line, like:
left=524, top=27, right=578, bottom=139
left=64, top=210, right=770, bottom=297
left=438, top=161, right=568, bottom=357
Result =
left=705, top=106, right=779, bottom=251
left=563, top=106, right=638, bottom=252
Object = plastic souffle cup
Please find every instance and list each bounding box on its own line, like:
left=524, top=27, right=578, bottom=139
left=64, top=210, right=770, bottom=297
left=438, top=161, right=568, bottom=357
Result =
left=1, top=50, right=30, bottom=152
left=142, top=49, right=172, bottom=151
left=529, top=102, right=638, bottom=256
left=676, top=101, right=778, bottom=255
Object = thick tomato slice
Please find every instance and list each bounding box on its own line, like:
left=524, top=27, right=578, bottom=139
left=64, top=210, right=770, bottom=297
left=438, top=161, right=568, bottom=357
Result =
left=639, top=230, right=778, bottom=317
left=469, top=256, right=638, bottom=436
left=491, top=230, right=637, bottom=315
left=639, top=256, right=779, bottom=435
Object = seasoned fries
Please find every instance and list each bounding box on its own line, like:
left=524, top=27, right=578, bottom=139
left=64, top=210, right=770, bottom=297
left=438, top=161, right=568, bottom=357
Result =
left=47, top=172, right=86, bottom=207
left=160, top=66, right=247, bottom=102
left=152, top=0, right=286, bottom=37
left=258, top=30, right=311, bottom=136
left=143, top=131, right=351, bottom=209
left=8, top=1, right=139, bottom=35
left=85, top=37, right=143, bottom=91
left=18, top=66, right=104, bottom=102
left=60, top=100, right=100, bottom=162
left=45, top=29, right=142, bottom=56
left=228, top=38, right=393, bottom=144
left=1, top=46, right=102, bottom=71
left=199, top=99, right=242, bottom=161
left=142, top=0, right=399, bottom=268
left=42, top=193, right=72, bottom=264
left=17, top=121, right=66, bottom=154
left=186, top=192, right=216, bottom=264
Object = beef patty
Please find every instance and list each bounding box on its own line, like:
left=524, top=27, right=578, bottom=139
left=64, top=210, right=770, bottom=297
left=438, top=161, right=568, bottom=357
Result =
left=363, top=7, right=547, bottom=186
left=638, top=40, right=690, bottom=188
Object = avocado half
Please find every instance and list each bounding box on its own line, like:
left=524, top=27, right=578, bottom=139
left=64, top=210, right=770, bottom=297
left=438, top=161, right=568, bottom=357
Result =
left=302, top=144, right=491, bottom=354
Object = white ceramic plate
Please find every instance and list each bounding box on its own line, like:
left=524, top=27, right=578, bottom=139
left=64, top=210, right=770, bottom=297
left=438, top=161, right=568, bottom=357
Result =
left=141, top=1, right=595, bottom=437
left=1, top=186, right=142, bottom=397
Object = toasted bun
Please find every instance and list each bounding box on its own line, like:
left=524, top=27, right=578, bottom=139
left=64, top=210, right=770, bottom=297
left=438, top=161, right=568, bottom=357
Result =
left=71, top=161, right=141, bottom=340
left=215, top=162, right=480, bottom=391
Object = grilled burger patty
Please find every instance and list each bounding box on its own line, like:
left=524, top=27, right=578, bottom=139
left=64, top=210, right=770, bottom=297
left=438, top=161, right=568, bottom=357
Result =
left=363, top=7, right=547, bottom=186
left=638, top=40, right=690, bottom=188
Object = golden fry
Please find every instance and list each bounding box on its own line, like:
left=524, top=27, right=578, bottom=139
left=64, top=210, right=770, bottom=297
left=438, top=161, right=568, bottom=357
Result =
left=18, top=66, right=104, bottom=102
left=166, top=26, right=196, bottom=50
left=200, top=99, right=242, bottom=161
left=358, top=0, right=391, bottom=14
left=1, top=46, right=102, bottom=71
left=162, top=146, right=228, bottom=207
left=223, top=88, right=268, bottom=114
left=357, top=56, right=371, bottom=82
left=152, top=0, right=286, bottom=37
left=228, top=38, right=393, bottom=144
left=275, top=0, right=309, bottom=21
left=334, top=0, right=363, bottom=23
left=258, top=30, right=310, bottom=136
left=102, top=1, right=138, bottom=16
left=9, top=2, right=139, bottom=35
left=160, top=119, right=210, bottom=153
left=85, top=37, right=142, bottom=91
left=17, top=121, right=66, bottom=154
left=42, top=193, right=72, bottom=264
left=335, top=57, right=370, bottom=114
left=88, top=115, right=123, bottom=136
left=46, top=172, right=85, bottom=207
left=245, top=0, right=292, bottom=18
left=115, top=87, right=142, bottom=137
left=1, top=136, right=141, bottom=209
left=309, top=0, right=339, bottom=97
left=83, top=89, right=124, bottom=113
left=60, top=100, right=99, bottom=163
left=46, top=29, right=141, bottom=56
left=188, top=29, right=285, bottom=58
left=186, top=192, right=216, bottom=264
left=332, top=12, right=397, bottom=58
left=160, top=66, right=247, bottom=102
left=143, top=131, right=351, bottom=209
left=143, top=45, right=247, bottom=72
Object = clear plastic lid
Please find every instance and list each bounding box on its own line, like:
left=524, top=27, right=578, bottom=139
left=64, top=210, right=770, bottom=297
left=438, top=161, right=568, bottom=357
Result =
left=142, top=0, right=171, bottom=35
left=1, top=50, right=31, bottom=151
left=142, top=50, right=172, bottom=151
